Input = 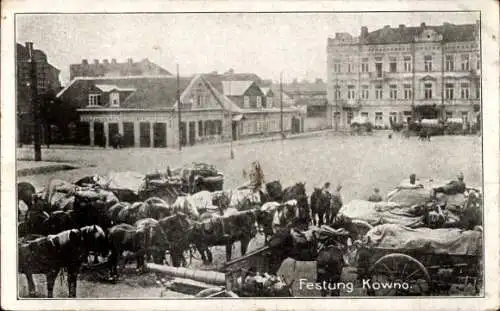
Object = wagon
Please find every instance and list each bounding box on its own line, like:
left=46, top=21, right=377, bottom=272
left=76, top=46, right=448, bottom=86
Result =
left=350, top=116, right=373, bottom=135
left=354, top=224, right=482, bottom=296
left=172, top=162, right=224, bottom=194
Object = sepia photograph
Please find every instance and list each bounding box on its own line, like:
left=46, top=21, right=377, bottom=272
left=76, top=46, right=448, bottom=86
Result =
left=1, top=1, right=499, bottom=310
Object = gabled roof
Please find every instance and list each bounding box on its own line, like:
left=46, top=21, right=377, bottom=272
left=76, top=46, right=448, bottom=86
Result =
left=58, top=76, right=192, bottom=109
left=221, top=80, right=254, bottom=96
left=260, top=87, right=274, bottom=96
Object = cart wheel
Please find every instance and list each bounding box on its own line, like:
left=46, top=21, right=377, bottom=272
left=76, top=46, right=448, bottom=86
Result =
left=367, top=253, right=431, bottom=296
left=195, top=287, right=239, bottom=298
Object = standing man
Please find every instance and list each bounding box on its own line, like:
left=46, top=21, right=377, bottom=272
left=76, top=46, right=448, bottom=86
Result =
left=368, top=188, right=383, bottom=202
left=320, top=182, right=332, bottom=226
left=329, top=184, right=343, bottom=224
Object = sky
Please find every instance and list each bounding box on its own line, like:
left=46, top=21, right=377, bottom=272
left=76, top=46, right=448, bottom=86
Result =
left=16, top=12, right=479, bottom=86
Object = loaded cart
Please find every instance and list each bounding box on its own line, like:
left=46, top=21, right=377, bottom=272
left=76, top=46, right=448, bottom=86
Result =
left=355, top=224, right=482, bottom=296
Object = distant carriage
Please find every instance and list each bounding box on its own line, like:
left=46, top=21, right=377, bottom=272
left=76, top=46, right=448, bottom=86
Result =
left=350, top=116, right=373, bottom=136
left=172, top=162, right=224, bottom=194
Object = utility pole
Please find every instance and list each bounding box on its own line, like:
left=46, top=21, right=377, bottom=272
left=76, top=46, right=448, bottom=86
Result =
left=176, top=64, right=182, bottom=151
left=280, top=71, right=284, bottom=139
left=27, top=42, right=42, bottom=161
left=229, top=81, right=234, bottom=159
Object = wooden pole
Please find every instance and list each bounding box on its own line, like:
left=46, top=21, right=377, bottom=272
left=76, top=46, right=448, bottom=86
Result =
left=280, top=71, right=284, bottom=139
left=27, top=42, right=41, bottom=161
left=177, top=64, right=182, bottom=151
left=147, top=263, right=226, bottom=286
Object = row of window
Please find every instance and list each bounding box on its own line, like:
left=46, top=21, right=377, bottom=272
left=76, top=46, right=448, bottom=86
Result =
left=242, top=118, right=290, bottom=135
left=333, top=54, right=480, bottom=74
left=88, top=93, right=120, bottom=107
left=243, top=96, right=273, bottom=109
left=338, top=111, right=470, bottom=125
left=197, top=119, right=222, bottom=136
left=333, top=83, right=477, bottom=100
left=331, top=43, right=478, bottom=54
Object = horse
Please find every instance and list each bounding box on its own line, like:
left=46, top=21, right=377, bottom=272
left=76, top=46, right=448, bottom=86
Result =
left=188, top=209, right=258, bottom=263
left=107, top=223, right=150, bottom=277
left=19, top=225, right=107, bottom=297
left=282, top=182, right=309, bottom=227
left=134, top=218, right=171, bottom=264
left=18, top=182, right=36, bottom=211
left=158, top=213, right=193, bottom=267
left=310, top=188, right=331, bottom=227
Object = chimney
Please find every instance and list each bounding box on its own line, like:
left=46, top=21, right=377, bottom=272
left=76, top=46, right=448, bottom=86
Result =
left=111, top=58, right=117, bottom=64
left=399, top=24, right=405, bottom=29
left=103, top=59, right=109, bottom=65
left=93, top=59, right=99, bottom=65
left=82, top=59, right=88, bottom=65
left=360, top=26, right=368, bottom=39
left=127, top=58, right=133, bottom=64
left=25, top=42, right=34, bottom=51
left=421, top=22, right=426, bottom=28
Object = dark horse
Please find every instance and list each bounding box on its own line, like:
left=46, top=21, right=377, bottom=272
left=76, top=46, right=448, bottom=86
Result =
left=19, top=225, right=107, bottom=297
left=188, top=209, right=257, bottom=263
left=18, top=182, right=36, bottom=210
left=282, top=182, right=309, bottom=228
left=158, top=213, right=193, bottom=267
left=310, top=188, right=331, bottom=226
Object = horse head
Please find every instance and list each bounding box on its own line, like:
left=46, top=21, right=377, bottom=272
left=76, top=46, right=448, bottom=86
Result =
left=80, top=225, right=108, bottom=254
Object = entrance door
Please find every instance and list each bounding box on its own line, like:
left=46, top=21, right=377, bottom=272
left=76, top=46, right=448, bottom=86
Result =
left=153, top=122, right=167, bottom=148
left=180, top=122, right=187, bottom=146
left=123, top=122, right=134, bottom=147
left=188, top=121, right=196, bottom=146
left=139, top=122, right=151, bottom=147
left=94, top=122, right=105, bottom=147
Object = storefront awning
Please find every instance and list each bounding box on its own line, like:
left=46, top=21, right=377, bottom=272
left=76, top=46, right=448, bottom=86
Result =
left=232, top=114, right=244, bottom=121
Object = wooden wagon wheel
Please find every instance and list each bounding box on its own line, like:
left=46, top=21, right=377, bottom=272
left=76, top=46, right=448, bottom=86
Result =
left=367, top=253, right=431, bottom=296
left=195, top=287, right=239, bottom=298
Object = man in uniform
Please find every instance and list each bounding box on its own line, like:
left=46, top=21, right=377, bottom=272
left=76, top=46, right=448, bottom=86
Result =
left=368, top=188, right=383, bottom=202
left=433, top=172, right=467, bottom=196
left=238, top=161, right=265, bottom=192
left=329, top=184, right=343, bottom=224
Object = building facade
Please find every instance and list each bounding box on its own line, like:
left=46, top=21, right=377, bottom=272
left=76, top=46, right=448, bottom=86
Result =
left=16, top=42, right=62, bottom=144
left=283, top=80, right=329, bottom=131
left=57, top=72, right=301, bottom=148
left=327, top=21, right=481, bottom=129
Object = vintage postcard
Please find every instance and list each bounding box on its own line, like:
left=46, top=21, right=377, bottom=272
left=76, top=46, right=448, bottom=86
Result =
left=1, top=0, right=499, bottom=310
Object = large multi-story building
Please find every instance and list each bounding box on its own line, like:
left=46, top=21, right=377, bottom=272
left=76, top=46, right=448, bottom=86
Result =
left=16, top=42, right=62, bottom=144
left=327, top=21, right=481, bottom=129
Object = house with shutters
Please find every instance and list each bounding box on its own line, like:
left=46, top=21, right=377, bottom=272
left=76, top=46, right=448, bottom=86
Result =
left=56, top=71, right=302, bottom=148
